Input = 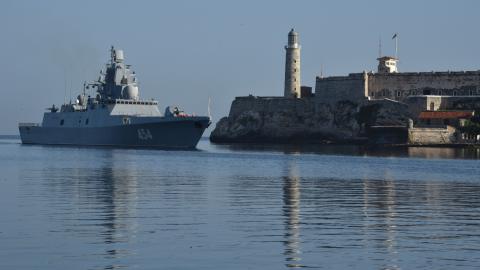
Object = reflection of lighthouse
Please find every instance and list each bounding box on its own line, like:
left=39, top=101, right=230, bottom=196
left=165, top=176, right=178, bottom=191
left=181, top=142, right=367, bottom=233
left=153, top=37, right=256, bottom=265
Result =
left=283, top=161, right=303, bottom=268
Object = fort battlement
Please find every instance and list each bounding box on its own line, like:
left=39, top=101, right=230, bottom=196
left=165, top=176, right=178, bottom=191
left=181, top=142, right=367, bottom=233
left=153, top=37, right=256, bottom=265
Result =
left=229, top=96, right=315, bottom=119
left=316, top=69, right=480, bottom=104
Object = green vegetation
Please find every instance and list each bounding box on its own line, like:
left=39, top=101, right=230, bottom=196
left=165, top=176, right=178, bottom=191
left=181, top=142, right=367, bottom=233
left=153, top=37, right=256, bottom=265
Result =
left=459, top=115, right=480, bottom=135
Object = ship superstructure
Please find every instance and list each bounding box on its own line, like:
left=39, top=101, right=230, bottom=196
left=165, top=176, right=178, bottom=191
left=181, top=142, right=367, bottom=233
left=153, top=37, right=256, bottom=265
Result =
left=19, top=47, right=210, bottom=149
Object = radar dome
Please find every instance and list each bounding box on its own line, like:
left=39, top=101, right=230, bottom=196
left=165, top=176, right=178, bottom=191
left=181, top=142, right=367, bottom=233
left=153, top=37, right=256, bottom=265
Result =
left=123, top=85, right=139, bottom=100
left=77, top=94, right=86, bottom=106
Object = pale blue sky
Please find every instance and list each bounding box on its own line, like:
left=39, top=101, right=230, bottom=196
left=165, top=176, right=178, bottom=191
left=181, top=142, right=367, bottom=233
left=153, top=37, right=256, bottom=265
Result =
left=1, top=0, right=479, bottom=134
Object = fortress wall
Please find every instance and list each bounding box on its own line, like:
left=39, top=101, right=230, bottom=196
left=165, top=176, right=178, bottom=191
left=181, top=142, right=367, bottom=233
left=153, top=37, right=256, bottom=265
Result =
left=404, top=96, right=480, bottom=116
left=443, top=96, right=480, bottom=110
left=315, top=73, right=367, bottom=104
left=404, top=96, right=445, bottom=117
left=228, top=96, right=316, bottom=118
left=408, top=126, right=457, bottom=145
left=368, top=72, right=480, bottom=101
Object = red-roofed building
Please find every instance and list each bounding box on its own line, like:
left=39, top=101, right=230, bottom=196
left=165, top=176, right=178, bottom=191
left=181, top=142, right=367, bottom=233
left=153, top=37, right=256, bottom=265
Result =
left=417, top=110, right=474, bottom=127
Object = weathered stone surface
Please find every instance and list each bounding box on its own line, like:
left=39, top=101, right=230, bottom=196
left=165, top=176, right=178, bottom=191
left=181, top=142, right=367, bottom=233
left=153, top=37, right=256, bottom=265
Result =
left=358, top=99, right=413, bottom=126
left=316, top=71, right=480, bottom=104
left=210, top=97, right=412, bottom=144
left=408, top=126, right=457, bottom=145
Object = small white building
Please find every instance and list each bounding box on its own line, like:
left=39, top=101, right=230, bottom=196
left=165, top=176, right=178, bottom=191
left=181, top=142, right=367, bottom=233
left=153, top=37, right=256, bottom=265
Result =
left=377, top=56, right=398, bottom=73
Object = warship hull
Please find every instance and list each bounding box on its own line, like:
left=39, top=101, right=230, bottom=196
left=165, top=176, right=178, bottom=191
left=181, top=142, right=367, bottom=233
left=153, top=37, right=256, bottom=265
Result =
left=19, top=118, right=210, bottom=149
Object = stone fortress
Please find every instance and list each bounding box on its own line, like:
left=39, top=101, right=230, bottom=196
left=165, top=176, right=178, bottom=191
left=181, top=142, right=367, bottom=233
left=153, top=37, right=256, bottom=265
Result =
left=316, top=56, right=480, bottom=106
left=211, top=29, right=480, bottom=145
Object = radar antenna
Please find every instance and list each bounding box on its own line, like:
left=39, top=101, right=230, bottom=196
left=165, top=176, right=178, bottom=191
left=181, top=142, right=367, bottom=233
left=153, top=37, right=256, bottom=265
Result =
left=110, top=45, right=115, bottom=63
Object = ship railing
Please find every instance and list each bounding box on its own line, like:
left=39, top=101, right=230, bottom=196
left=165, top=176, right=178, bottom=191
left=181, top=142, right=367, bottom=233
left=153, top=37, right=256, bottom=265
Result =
left=19, top=123, right=40, bottom=127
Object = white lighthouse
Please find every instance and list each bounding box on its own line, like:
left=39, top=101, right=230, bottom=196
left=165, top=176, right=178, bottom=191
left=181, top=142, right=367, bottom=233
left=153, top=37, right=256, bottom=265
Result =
left=284, top=29, right=301, bottom=98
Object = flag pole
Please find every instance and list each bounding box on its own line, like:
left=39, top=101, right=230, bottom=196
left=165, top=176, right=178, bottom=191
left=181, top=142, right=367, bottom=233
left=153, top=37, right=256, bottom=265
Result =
left=395, top=36, right=397, bottom=58
left=394, top=34, right=398, bottom=59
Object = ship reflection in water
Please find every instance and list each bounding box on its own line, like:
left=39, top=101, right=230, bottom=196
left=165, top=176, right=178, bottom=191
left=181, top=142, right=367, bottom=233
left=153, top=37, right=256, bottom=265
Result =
left=38, top=151, right=139, bottom=269
left=2, top=139, right=480, bottom=269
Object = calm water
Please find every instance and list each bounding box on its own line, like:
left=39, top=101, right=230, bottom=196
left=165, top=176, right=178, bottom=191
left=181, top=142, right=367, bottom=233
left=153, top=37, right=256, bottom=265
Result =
left=1, top=137, right=480, bottom=269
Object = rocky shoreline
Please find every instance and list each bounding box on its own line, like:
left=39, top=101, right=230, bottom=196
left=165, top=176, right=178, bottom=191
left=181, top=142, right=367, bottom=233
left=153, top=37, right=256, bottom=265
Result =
left=210, top=96, right=412, bottom=144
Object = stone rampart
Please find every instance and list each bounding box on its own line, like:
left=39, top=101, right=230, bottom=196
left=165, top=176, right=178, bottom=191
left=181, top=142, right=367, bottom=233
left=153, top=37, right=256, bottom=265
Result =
left=408, top=126, right=457, bottom=145
left=210, top=96, right=412, bottom=143
left=228, top=96, right=315, bottom=119
left=315, top=73, right=367, bottom=104
left=315, top=70, right=480, bottom=103
left=404, top=95, right=480, bottom=118
left=368, top=71, right=480, bottom=101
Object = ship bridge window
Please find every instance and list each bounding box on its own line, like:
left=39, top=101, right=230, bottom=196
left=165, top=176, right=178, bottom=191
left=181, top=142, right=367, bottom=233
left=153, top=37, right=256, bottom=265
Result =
left=60, top=119, right=64, bottom=126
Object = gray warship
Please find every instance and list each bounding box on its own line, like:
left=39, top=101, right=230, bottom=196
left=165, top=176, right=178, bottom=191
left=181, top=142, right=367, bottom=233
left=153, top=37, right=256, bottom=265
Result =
left=19, top=47, right=210, bottom=149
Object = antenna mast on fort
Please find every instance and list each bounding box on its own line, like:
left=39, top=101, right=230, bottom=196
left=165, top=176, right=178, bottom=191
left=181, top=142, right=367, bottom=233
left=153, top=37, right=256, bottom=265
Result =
left=392, top=33, right=398, bottom=59
left=378, top=35, right=382, bottom=58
